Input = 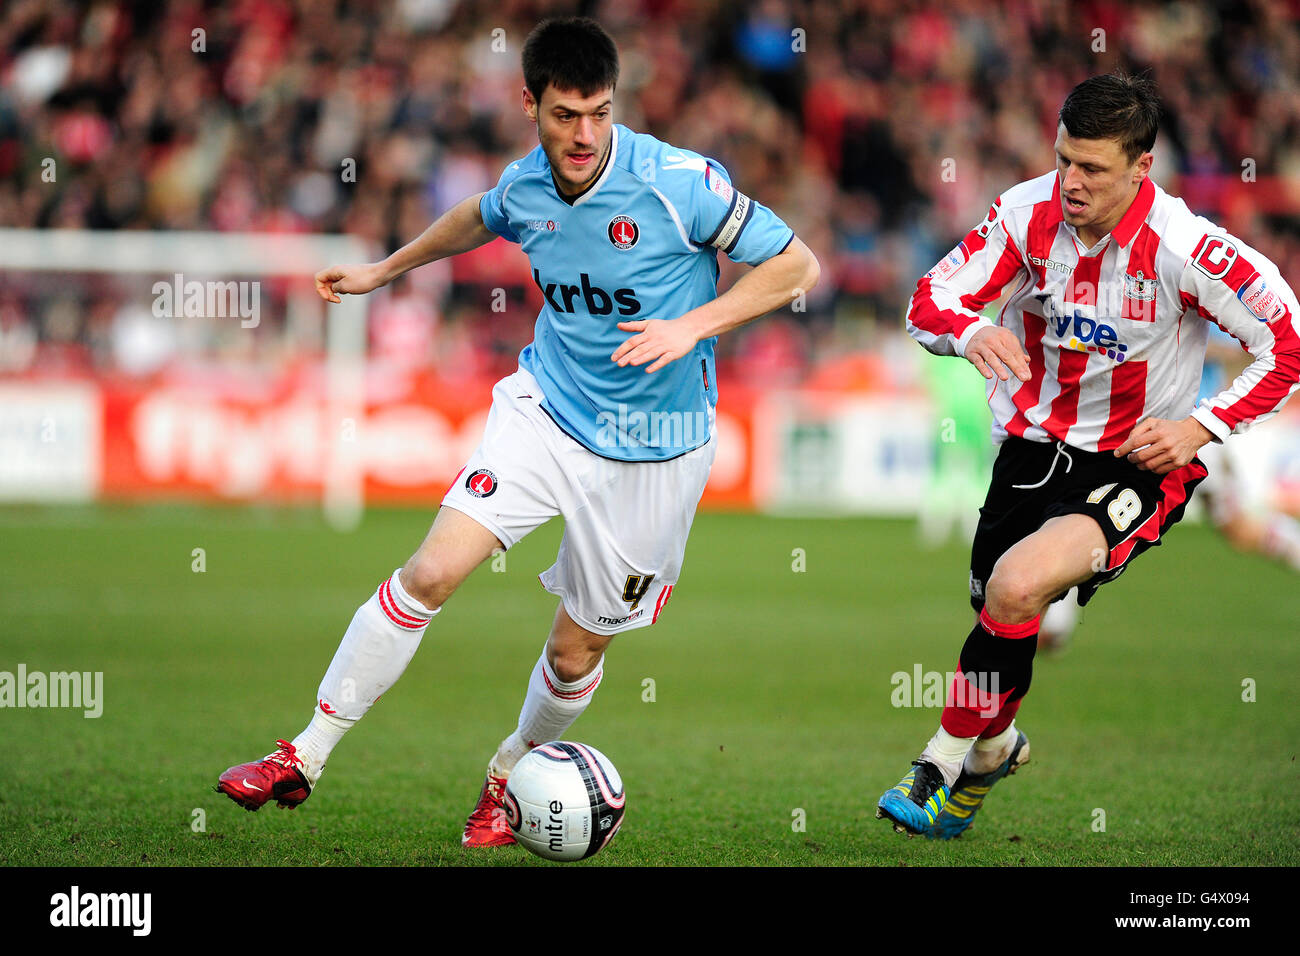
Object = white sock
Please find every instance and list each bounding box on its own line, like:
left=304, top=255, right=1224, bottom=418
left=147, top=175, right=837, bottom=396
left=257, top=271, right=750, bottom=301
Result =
left=288, top=709, right=349, bottom=786
left=292, top=569, right=437, bottom=782
left=489, top=650, right=604, bottom=777
left=920, top=726, right=977, bottom=788
left=965, top=722, right=1018, bottom=775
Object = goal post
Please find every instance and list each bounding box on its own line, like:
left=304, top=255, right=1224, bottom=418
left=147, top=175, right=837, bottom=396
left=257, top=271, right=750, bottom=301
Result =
left=0, top=228, right=377, bottom=531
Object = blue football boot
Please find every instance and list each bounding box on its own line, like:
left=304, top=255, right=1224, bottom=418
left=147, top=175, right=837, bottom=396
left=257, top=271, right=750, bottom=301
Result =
left=876, top=760, right=950, bottom=836
left=929, top=730, right=1030, bottom=840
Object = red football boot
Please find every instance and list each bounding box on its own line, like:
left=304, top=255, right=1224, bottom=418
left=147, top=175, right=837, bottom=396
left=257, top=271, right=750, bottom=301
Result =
left=217, top=739, right=312, bottom=811
left=462, top=772, right=516, bottom=847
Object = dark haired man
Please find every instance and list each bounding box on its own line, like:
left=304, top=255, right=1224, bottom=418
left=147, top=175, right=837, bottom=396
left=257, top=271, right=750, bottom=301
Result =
left=878, top=73, right=1300, bottom=838
left=216, top=17, right=819, bottom=849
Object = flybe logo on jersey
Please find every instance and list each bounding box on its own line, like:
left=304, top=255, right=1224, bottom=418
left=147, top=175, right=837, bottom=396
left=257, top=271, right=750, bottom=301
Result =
left=1037, top=295, right=1129, bottom=362
left=532, top=269, right=642, bottom=316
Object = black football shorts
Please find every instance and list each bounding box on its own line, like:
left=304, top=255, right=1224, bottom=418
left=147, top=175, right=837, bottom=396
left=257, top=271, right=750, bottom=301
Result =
left=969, top=436, right=1208, bottom=610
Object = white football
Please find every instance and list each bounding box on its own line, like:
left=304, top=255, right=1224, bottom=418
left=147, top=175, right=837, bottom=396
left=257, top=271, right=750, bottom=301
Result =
left=503, top=741, right=625, bottom=861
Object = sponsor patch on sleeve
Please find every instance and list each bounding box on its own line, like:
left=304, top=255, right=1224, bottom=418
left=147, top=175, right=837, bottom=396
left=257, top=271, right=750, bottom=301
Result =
left=705, top=165, right=734, bottom=205
left=1237, top=273, right=1287, bottom=323
left=926, top=242, right=970, bottom=282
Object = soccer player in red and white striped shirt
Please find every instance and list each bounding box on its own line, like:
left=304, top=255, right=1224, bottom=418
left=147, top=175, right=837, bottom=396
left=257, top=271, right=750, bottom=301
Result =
left=877, top=73, right=1300, bottom=838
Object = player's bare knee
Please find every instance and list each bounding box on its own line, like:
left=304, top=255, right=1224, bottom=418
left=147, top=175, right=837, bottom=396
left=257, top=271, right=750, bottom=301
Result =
left=547, top=645, right=601, bottom=684
left=985, top=564, right=1045, bottom=624
left=399, top=555, right=456, bottom=610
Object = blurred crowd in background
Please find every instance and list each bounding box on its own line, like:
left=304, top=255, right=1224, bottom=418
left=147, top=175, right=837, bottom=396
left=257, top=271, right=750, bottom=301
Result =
left=2, top=0, right=1299, bottom=386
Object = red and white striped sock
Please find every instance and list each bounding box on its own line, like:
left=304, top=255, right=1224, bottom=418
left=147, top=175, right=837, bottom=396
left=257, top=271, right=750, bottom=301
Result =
left=291, top=569, right=437, bottom=782
left=490, top=651, right=604, bottom=777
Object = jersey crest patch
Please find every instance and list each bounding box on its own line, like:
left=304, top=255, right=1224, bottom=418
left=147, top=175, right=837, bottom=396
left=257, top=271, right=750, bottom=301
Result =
left=608, top=215, right=639, bottom=250
left=1123, top=270, right=1157, bottom=303
left=465, top=469, right=498, bottom=498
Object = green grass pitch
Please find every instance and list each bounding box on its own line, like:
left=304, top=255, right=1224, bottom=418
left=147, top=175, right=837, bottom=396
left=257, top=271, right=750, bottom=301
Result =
left=1, top=503, right=1296, bottom=866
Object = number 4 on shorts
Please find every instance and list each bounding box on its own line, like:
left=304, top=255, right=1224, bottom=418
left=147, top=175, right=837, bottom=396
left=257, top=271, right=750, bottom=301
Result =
left=622, top=574, right=656, bottom=612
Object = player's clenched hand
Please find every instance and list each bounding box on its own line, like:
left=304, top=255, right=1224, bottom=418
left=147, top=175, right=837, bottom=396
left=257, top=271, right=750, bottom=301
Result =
left=1113, top=417, right=1214, bottom=475
left=611, top=319, right=701, bottom=374
left=964, top=326, right=1031, bottom=383
left=314, top=263, right=390, bottom=303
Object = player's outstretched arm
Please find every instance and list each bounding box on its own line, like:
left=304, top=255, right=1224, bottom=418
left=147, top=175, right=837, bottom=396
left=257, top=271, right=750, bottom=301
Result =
left=314, top=192, right=497, bottom=303
left=612, top=236, right=820, bottom=373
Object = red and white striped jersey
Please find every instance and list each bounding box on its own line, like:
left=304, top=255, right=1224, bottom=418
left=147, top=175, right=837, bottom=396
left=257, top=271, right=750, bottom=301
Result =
left=908, top=171, right=1300, bottom=452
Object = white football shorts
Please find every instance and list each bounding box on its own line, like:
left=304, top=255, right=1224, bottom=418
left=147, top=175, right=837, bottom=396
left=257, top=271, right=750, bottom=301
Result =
left=441, top=367, right=715, bottom=635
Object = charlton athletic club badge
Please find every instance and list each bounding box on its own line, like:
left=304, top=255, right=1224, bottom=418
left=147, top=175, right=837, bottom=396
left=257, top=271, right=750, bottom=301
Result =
left=465, top=468, right=497, bottom=498
left=608, top=215, right=639, bottom=250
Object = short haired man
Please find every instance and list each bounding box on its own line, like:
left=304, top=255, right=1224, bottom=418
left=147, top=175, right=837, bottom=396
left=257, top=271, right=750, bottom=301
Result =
left=879, top=72, right=1300, bottom=838
left=216, top=16, right=819, bottom=851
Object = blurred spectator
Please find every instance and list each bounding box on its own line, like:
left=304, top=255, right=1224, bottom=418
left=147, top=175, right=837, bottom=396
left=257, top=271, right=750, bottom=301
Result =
left=1, top=0, right=1297, bottom=382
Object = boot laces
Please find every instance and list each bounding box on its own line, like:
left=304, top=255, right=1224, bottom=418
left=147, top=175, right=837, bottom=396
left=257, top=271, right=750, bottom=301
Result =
left=265, top=739, right=304, bottom=771
left=908, top=760, right=943, bottom=803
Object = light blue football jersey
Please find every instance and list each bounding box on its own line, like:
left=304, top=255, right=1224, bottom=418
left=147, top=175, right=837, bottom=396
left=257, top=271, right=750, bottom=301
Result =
left=479, top=124, right=794, bottom=461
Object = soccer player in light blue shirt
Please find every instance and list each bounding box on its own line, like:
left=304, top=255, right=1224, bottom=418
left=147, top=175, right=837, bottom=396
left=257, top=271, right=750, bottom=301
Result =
left=479, top=118, right=796, bottom=460
left=220, top=16, right=819, bottom=850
